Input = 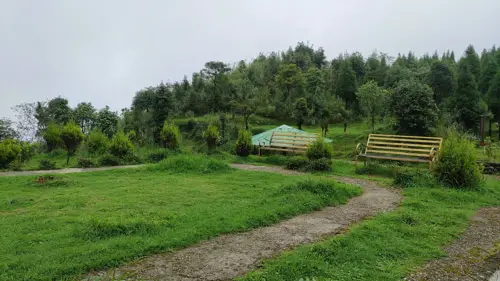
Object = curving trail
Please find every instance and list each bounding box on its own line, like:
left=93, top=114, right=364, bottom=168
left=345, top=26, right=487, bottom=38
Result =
left=86, top=164, right=402, bottom=281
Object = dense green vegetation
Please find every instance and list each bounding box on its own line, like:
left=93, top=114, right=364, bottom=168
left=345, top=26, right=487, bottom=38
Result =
left=0, top=157, right=360, bottom=281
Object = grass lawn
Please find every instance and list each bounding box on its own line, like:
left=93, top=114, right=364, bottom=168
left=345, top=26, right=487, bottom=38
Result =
left=0, top=158, right=360, bottom=281
left=240, top=175, right=500, bottom=281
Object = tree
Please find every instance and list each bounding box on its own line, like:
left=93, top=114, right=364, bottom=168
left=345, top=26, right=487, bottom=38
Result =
left=60, top=122, right=84, bottom=165
left=335, top=60, right=357, bottom=109
left=319, top=97, right=347, bottom=137
left=160, top=122, right=181, bottom=149
left=448, top=61, right=484, bottom=132
left=43, top=123, right=62, bottom=152
left=384, top=65, right=415, bottom=89
left=203, top=61, right=231, bottom=112
left=427, top=61, right=456, bottom=105
left=478, top=55, right=498, bottom=95
left=0, top=118, right=17, bottom=141
left=391, top=79, right=438, bottom=136
left=47, top=97, right=72, bottom=125
left=488, top=71, right=500, bottom=140
left=304, top=67, right=326, bottom=120
left=462, top=45, right=481, bottom=82
left=292, top=98, right=309, bottom=130
left=356, top=81, right=390, bottom=132
left=12, top=102, right=37, bottom=140
left=349, top=52, right=365, bottom=83
left=74, top=102, right=96, bottom=134
left=276, top=64, right=304, bottom=104
left=94, top=106, right=119, bottom=138
left=152, top=82, right=174, bottom=142
left=0, top=139, right=21, bottom=169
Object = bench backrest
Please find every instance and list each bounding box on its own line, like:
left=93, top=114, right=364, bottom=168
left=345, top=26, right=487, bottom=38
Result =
left=366, top=134, right=443, bottom=159
left=269, top=132, right=317, bottom=152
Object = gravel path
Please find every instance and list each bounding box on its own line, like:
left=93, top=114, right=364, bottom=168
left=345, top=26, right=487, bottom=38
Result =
left=85, top=164, right=401, bottom=281
left=406, top=207, right=500, bottom=281
left=0, top=165, right=143, bottom=176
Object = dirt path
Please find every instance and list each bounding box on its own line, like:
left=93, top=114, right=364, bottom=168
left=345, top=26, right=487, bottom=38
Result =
left=86, top=164, right=401, bottom=281
left=0, top=165, right=143, bottom=177
left=405, top=207, right=500, bottom=281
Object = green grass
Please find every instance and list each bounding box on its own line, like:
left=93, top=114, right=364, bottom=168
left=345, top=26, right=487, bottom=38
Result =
left=239, top=176, right=500, bottom=281
left=0, top=160, right=360, bottom=281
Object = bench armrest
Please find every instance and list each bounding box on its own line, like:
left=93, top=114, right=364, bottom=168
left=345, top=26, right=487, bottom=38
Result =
left=430, top=148, right=438, bottom=162
left=356, top=143, right=364, bottom=155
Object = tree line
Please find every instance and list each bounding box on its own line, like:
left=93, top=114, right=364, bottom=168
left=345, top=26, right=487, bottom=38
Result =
left=3, top=42, right=500, bottom=144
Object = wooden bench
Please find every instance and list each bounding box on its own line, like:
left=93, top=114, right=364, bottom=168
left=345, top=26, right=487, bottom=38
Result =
left=356, top=134, right=443, bottom=168
left=259, top=132, right=317, bottom=155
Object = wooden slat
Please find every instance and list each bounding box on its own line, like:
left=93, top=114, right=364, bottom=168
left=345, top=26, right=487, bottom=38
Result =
left=272, top=135, right=317, bottom=140
left=369, top=136, right=441, bottom=144
left=270, top=143, right=309, bottom=149
left=272, top=137, right=316, bottom=142
left=368, top=149, right=431, bottom=158
left=360, top=154, right=429, bottom=163
left=271, top=140, right=311, bottom=145
left=273, top=132, right=317, bottom=137
left=367, top=145, right=432, bottom=153
left=261, top=147, right=306, bottom=153
left=368, top=141, right=439, bottom=148
left=369, top=134, right=442, bottom=140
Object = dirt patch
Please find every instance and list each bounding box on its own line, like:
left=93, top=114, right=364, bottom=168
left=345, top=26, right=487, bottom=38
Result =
left=85, top=164, right=401, bottom=281
left=405, top=207, right=500, bottom=281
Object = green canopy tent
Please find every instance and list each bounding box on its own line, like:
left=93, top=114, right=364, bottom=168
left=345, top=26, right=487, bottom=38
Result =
left=251, top=125, right=332, bottom=146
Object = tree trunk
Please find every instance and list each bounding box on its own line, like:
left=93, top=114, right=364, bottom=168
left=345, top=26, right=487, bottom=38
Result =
left=372, top=114, right=375, bottom=133
left=245, top=116, right=249, bottom=130
left=66, top=152, right=70, bottom=166
left=344, top=122, right=347, bottom=133
left=489, top=121, right=492, bottom=138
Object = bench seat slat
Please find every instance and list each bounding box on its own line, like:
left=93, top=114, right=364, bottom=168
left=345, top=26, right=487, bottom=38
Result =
left=366, top=149, right=431, bottom=158
left=368, top=141, right=439, bottom=148
left=369, top=136, right=441, bottom=144
left=370, top=134, right=442, bottom=140
left=359, top=154, right=429, bottom=163
left=366, top=145, right=431, bottom=153
left=261, top=147, right=306, bottom=153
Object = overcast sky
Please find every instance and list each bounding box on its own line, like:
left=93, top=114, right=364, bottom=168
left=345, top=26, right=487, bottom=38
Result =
left=1, top=0, right=499, bottom=120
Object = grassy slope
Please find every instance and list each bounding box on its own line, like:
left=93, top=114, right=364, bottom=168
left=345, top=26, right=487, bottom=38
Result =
left=0, top=164, right=360, bottom=281
left=240, top=176, right=500, bottom=281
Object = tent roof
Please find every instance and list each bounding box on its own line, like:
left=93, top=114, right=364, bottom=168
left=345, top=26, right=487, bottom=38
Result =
left=251, top=125, right=332, bottom=146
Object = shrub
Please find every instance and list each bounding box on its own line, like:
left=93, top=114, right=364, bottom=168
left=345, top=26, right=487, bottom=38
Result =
left=77, top=158, right=96, bottom=168
left=109, top=132, right=134, bottom=158
left=306, top=138, right=333, bottom=160
left=60, top=122, right=85, bottom=165
left=432, top=129, right=483, bottom=189
left=127, top=130, right=137, bottom=142
left=285, top=156, right=309, bottom=171
left=484, top=137, right=498, bottom=160
left=160, top=122, right=181, bottom=150
left=306, top=158, right=332, bottom=172
left=0, top=139, right=22, bottom=169
left=203, top=124, right=220, bottom=150
left=235, top=130, right=253, bottom=157
left=121, top=154, right=143, bottom=165
left=19, top=142, right=36, bottom=163
left=43, top=124, right=63, bottom=152
left=99, top=154, right=121, bottom=166
left=148, top=155, right=230, bottom=174
left=39, top=159, right=56, bottom=170
left=8, top=161, right=22, bottom=171
left=86, top=131, right=109, bottom=154
left=146, top=149, right=170, bottom=163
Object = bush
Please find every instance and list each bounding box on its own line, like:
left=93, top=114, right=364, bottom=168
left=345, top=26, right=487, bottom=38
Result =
left=306, top=138, right=333, bottom=160
left=432, top=129, right=483, bottom=189
left=0, top=139, right=22, bottom=169
left=99, top=154, right=121, bottom=166
left=60, top=122, right=84, bottom=165
left=160, top=122, right=181, bottom=150
left=306, top=158, right=332, bottom=172
left=127, top=130, right=137, bottom=142
left=43, top=124, right=63, bottom=152
left=148, top=155, right=230, bottom=174
left=86, top=131, right=109, bottom=154
left=235, top=130, right=253, bottom=157
left=77, top=158, right=96, bottom=168
left=146, top=149, right=170, bottom=163
left=19, top=142, right=36, bottom=163
left=8, top=161, right=22, bottom=171
left=39, top=159, right=56, bottom=170
left=285, top=156, right=309, bottom=171
left=109, top=132, right=134, bottom=158
left=121, top=154, right=143, bottom=165
left=203, top=124, right=220, bottom=150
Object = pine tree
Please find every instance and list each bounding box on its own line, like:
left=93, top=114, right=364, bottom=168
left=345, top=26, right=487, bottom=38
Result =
left=487, top=71, right=500, bottom=140
left=427, top=61, right=456, bottom=105
left=479, top=56, right=498, bottom=95
left=463, top=45, right=481, bottom=82
left=335, top=60, right=357, bottom=109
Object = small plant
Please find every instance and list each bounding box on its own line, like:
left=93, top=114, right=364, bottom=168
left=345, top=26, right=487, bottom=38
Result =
left=484, top=137, right=498, bottom=160
left=235, top=130, right=253, bottom=157
left=19, top=142, right=36, bottom=163
left=305, top=158, right=332, bottom=172
left=432, top=128, right=483, bottom=189
left=77, top=158, right=96, bottom=168
left=86, top=131, right=109, bottom=154
left=39, top=159, right=57, bottom=170
left=160, top=122, right=181, bottom=150
left=60, top=122, right=85, bottom=165
left=285, top=156, right=309, bottom=170
left=99, top=154, right=121, bottom=166
left=0, top=139, right=21, bottom=169
left=306, top=138, right=333, bottom=160
left=203, top=124, right=220, bottom=151
left=109, top=132, right=134, bottom=158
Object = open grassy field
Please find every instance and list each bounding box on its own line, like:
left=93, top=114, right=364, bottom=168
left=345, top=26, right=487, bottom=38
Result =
left=240, top=174, right=500, bottom=281
left=0, top=156, right=360, bottom=281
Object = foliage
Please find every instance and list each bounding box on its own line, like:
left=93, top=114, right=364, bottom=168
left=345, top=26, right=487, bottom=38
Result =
left=46, top=97, right=72, bottom=125
left=432, top=129, right=483, bottom=189
left=60, top=122, right=84, bottom=164
left=39, top=159, right=56, bottom=170
left=305, top=158, right=332, bottom=172
left=0, top=140, right=22, bottom=169
left=391, top=79, right=438, bottom=136
left=292, top=98, right=309, bottom=129
left=94, top=106, right=119, bottom=138
left=98, top=154, right=121, bottom=166
left=393, top=169, right=437, bottom=188
left=109, top=133, right=134, bottom=158
left=77, top=158, right=96, bottom=168
left=74, top=102, right=96, bottom=134
left=427, top=61, right=456, bottom=105
left=148, top=155, right=231, bottom=174
left=160, top=122, right=181, bottom=150
left=86, top=131, right=109, bottom=154
left=152, top=83, right=175, bottom=142
left=488, top=71, right=500, bottom=140
left=0, top=118, right=17, bottom=141
left=203, top=124, right=220, bottom=150
left=484, top=137, right=498, bottom=160
left=335, top=59, right=357, bottom=109
left=43, top=123, right=63, bottom=152
left=285, top=156, right=309, bottom=171
left=145, top=149, right=171, bottom=163
left=19, top=141, right=36, bottom=163
left=306, top=138, right=333, bottom=160
left=356, top=81, right=390, bottom=132
left=235, top=130, right=253, bottom=157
